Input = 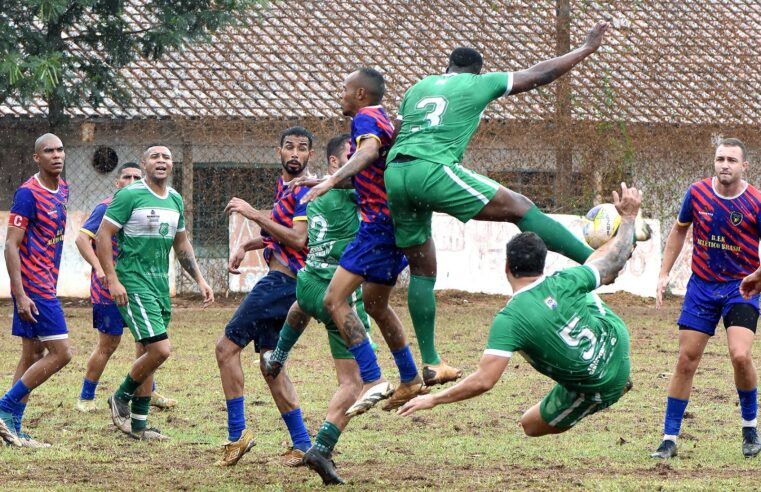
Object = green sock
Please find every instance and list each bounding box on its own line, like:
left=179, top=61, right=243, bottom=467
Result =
left=115, top=374, right=141, bottom=403
left=408, top=275, right=440, bottom=366
left=271, top=323, right=302, bottom=365
left=130, top=396, right=151, bottom=432
left=517, top=205, right=594, bottom=264
left=315, top=421, right=341, bottom=454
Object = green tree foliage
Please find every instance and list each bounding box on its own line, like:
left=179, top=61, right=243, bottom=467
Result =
left=0, top=0, right=264, bottom=128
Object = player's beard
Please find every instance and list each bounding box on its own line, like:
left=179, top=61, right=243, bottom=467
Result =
left=282, top=158, right=307, bottom=176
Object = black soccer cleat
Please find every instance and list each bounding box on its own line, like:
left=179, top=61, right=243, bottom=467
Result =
left=262, top=351, right=283, bottom=380
left=743, top=427, right=761, bottom=458
left=650, top=439, right=677, bottom=459
left=304, top=446, right=345, bottom=485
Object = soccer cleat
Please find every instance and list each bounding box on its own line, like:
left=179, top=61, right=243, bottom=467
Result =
left=216, top=428, right=256, bottom=467
left=18, top=432, right=51, bottom=448
left=150, top=391, right=177, bottom=409
left=0, top=409, right=21, bottom=447
left=423, top=361, right=463, bottom=387
left=382, top=377, right=430, bottom=411
left=650, top=439, right=677, bottom=459
left=108, top=395, right=132, bottom=434
left=304, top=446, right=345, bottom=485
left=282, top=447, right=306, bottom=467
left=129, top=427, right=170, bottom=441
left=76, top=398, right=98, bottom=413
left=743, top=427, right=761, bottom=458
left=634, top=209, right=652, bottom=242
left=345, top=380, right=394, bottom=418
left=263, top=351, right=283, bottom=380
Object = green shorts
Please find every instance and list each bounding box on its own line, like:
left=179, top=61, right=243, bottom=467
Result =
left=117, top=290, right=171, bottom=342
left=385, top=158, right=501, bottom=248
left=296, top=269, right=372, bottom=359
left=539, top=325, right=631, bottom=430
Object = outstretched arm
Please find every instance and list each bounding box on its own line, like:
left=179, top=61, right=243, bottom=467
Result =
left=397, top=354, right=510, bottom=416
left=586, top=183, right=641, bottom=285
left=510, top=21, right=608, bottom=95
left=301, top=137, right=381, bottom=204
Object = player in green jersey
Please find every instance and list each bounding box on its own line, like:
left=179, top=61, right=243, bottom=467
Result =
left=385, top=21, right=646, bottom=387
left=96, top=145, right=213, bottom=441
left=264, top=134, right=373, bottom=484
left=399, top=183, right=640, bottom=438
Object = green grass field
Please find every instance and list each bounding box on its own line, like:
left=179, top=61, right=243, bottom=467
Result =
left=0, top=291, right=759, bottom=490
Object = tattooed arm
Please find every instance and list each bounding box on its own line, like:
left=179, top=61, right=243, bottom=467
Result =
left=173, top=230, right=214, bottom=307
left=586, top=183, right=642, bottom=285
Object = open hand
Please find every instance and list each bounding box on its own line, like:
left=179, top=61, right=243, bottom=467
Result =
left=583, top=21, right=609, bottom=52
left=612, top=182, right=641, bottom=219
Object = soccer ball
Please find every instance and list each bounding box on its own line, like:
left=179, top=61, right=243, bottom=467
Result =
left=582, top=203, right=621, bottom=249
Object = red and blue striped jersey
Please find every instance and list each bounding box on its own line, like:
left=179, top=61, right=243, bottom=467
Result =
left=262, top=177, right=309, bottom=274
left=678, top=177, right=761, bottom=281
left=8, top=175, right=68, bottom=299
left=350, top=105, right=394, bottom=223
left=80, top=197, right=119, bottom=304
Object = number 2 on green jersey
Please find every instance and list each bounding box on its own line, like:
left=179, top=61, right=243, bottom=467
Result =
left=411, top=96, right=448, bottom=133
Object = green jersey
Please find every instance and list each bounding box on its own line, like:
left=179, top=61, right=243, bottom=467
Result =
left=103, top=181, right=185, bottom=295
left=486, top=265, right=628, bottom=394
left=303, top=188, right=360, bottom=281
left=388, top=72, right=513, bottom=166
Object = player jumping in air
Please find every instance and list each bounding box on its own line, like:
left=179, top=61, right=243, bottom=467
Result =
left=301, top=68, right=427, bottom=416
left=399, top=183, right=640, bottom=438
left=97, top=145, right=213, bottom=441
left=651, top=138, right=761, bottom=459
left=0, top=134, right=71, bottom=448
left=384, top=20, right=647, bottom=384
left=75, top=163, right=177, bottom=412
left=215, top=127, right=314, bottom=467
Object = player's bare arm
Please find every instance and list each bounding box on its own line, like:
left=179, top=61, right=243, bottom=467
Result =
left=301, top=137, right=381, bottom=204
left=173, top=230, right=214, bottom=307
left=75, top=231, right=106, bottom=286
left=95, top=220, right=128, bottom=306
left=586, top=183, right=641, bottom=285
left=228, top=236, right=264, bottom=274
left=4, top=226, right=38, bottom=322
left=510, top=21, right=609, bottom=95
left=224, top=197, right=307, bottom=250
left=655, top=222, right=690, bottom=308
left=397, top=354, right=510, bottom=416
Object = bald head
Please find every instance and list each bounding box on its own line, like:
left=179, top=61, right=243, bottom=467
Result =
left=34, top=133, right=63, bottom=154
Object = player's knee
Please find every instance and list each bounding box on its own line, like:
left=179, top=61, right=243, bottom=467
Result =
left=675, top=351, right=701, bottom=373
left=729, top=349, right=753, bottom=370
left=519, top=415, right=542, bottom=437
left=323, top=293, right=342, bottom=315
left=215, top=337, right=234, bottom=363
left=56, top=346, right=74, bottom=367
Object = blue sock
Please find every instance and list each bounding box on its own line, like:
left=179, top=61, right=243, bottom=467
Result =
left=281, top=408, right=311, bottom=452
left=13, top=403, right=26, bottom=434
left=738, top=387, right=758, bottom=426
left=80, top=378, right=99, bottom=401
left=152, top=381, right=156, bottom=392
left=663, top=396, right=689, bottom=437
left=0, top=380, right=31, bottom=414
left=348, top=339, right=382, bottom=383
left=391, top=345, right=418, bottom=384
left=226, top=396, right=246, bottom=441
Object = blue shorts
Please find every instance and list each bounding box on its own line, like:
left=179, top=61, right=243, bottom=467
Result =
left=93, top=302, right=126, bottom=336
left=339, top=220, right=408, bottom=285
left=678, top=276, right=760, bottom=336
left=225, top=270, right=296, bottom=352
left=12, top=296, right=68, bottom=341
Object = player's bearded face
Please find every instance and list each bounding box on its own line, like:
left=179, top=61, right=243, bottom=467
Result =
left=279, top=136, right=311, bottom=176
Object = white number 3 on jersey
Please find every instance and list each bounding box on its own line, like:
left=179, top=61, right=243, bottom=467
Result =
left=411, top=96, right=448, bottom=132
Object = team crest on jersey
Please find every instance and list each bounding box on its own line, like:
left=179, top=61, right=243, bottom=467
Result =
left=730, top=211, right=744, bottom=226
left=159, top=223, right=169, bottom=236
left=544, top=296, right=557, bottom=310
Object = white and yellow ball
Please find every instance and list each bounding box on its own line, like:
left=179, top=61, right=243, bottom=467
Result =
left=582, top=203, right=621, bottom=249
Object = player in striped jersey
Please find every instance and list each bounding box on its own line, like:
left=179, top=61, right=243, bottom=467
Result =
left=652, top=139, right=761, bottom=459
left=0, top=134, right=71, bottom=447
left=75, top=163, right=177, bottom=412
left=302, top=68, right=427, bottom=416
left=97, top=145, right=213, bottom=441
left=215, top=127, right=314, bottom=467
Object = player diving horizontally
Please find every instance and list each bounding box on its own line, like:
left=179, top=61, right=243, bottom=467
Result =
left=399, top=183, right=641, bottom=438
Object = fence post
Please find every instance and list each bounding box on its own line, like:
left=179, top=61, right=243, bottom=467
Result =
left=182, top=141, right=194, bottom=239
left=554, top=0, right=573, bottom=212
